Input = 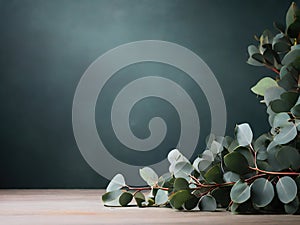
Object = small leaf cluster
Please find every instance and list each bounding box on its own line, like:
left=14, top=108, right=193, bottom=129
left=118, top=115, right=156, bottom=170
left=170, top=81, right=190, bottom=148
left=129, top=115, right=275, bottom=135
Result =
left=102, top=2, right=300, bottom=215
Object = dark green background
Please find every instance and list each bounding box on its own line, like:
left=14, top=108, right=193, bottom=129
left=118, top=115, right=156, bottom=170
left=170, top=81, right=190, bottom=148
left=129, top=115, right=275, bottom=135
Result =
left=0, top=0, right=296, bottom=188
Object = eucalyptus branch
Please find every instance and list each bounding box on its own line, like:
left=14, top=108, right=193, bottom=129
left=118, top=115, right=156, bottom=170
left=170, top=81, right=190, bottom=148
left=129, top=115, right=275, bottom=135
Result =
left=249, top=167, right=300, bottom=176
left=124, top=185, right=169, bottom=191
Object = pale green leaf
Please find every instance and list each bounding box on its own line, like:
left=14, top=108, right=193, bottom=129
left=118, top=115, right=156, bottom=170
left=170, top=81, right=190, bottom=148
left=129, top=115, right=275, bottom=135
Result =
left=139, top=167, right=159, bottom=186
left=251, top=77, right=278, bottom=96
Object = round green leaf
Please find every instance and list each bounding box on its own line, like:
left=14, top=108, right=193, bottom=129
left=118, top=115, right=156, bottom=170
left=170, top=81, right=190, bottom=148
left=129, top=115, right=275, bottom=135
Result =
left=106, top=174, right=125, bottom=192
left=198, top=159, right=212, bottom=172
left=169, top=190, right=192, bottom=209
left=254, top=133, right=272, bottom=152
left=272, top=112, right=291, bottom=128
left=223, top=171, right=240, bottom=183
left=264, top=86, right=285, bottom=106
left=286, top=2, right=297, bottom=28
left=276, top=176, right=298, bottom=204
left=248, top=44, right=260, bottom=56
left=134, top=191, right=145, bottom=207
left=184, top=195, right=199, bottom=210
left=174, top=161, right=194, bottom=180
left=139, top=167, right=159, bottom=186
left=276, top=146, right=300, bottom=170
left=199, top=195, right=217, bottom=211
left=204, top=163, right=223, bottom=184
left=168, top=149, right=188, bottom=164
left=282, top=46, right=300, bottom=65
left=235, top=123, right=253, bottom=146
left=284, top=196, right=299, bottom=214
left=119, top=192, right=133, bottom=206
left=273, top=124, right=297, bottom=145
left=230, top=180, right=251, bottom=204
left=102, top=189, right=122, bottom=206
left=267, top=146, right=286, bottom=172
left=250, top=178, right=274, bottom=207
left=271, top=99, right=292, bottom=113
left=252, top=53, right=265, bottom=64
left=273, top=41, right=291, bottom=53
left=280, top=92, right=299, bottom=106
left=291, top=104, right=300, bottom=117
left=155, top=189, right=168, bottom=205
left=251, top=77, right=278, bottom=96
left=211, top=187, right=231, bottom=207
left=224, top=152, right=249, bottom=175
left=174, top=178, right=189, bottom=191
left=202, top=149, right=214, bottom=161
left=236, top=147, right=255, bottom=167
left=210, top=140, right=223, bottom=154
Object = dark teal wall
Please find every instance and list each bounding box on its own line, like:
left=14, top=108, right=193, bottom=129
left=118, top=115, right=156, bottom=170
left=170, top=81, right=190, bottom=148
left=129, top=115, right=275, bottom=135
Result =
left=0, top=0, right=296, bottom=188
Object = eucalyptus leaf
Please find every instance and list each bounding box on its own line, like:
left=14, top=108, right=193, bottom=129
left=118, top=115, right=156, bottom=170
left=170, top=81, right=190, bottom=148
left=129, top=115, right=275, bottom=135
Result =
left=204, top=163, right=223, bottom=184
left=192, top=157, right=201, bottom=172
left=168, top=149, right=189, bottom=174
left=236, top=123, right=253, bottom=146
left=224, top=152, right=249, bottom=175
left=106, top=174, right=125, bottom=192
left=254, top=133, right=272, bottom=152
left=139, top=167, right=159, bottom=186
left=267, top=146, right=286, bottom=171
left=286, top=2, right=297, bottom=28
left=223, top=171, right=240, bottom=183
left=102, top=190, right=122, bottom=206
left=184, top=195, right=199, bottom=210
left=210, top=140, right=223, bottom=155
left=247, top=44, right=260, bottom=56
left=291, top=104, right=300, bottom=117
left=119, top=192, right=133, bottom=206
left=168, top=149, right=187, bottom=164
left=251, top=77, right=278, bottom=96
left=273, top=123, right=297, bottom=145
left=198, top=159, right=212, bottom=172
left=282, top=45, right=300, bottom=65
left=276, top=176, right=298, bottom=204
left=250, top=178, right=274, bottom=207
left=230, top=180, right=251, bottom=204
left=155, top=189, right=168, bottom=205
left=272, top=113, right=297, bottom=145
left=211, top=187, right=232, bottom=207
left=276, top=146, right=300, bottom=170
left=202, top=149, right=214, bottom=161
left=174, top=178, right=190, bottom=191
left=134, top=191, right=146, bottom=207
left=264, top=86, right=285, bottom=106
left=236, top=147, right=255, bottom=167
left=174, top=161, right=194, bottom=180
left=169, top=190, right=192, bottom=210
left=199, top=195, right=217, bottom=211
left=284, top=196, right=299, bottom=214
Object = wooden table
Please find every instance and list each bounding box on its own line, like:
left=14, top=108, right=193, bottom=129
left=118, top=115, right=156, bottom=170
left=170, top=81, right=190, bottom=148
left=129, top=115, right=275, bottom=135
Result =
left=0, top=189, right=299, bottom=225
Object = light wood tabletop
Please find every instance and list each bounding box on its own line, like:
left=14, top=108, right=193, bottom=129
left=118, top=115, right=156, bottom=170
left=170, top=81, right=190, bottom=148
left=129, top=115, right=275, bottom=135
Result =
left=0, top=189, right=299, bottom=225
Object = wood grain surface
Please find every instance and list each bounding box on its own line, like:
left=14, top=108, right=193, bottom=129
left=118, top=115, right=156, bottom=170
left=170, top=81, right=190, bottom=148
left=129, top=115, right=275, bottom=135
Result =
left=0, top=189, right=299, bottom=225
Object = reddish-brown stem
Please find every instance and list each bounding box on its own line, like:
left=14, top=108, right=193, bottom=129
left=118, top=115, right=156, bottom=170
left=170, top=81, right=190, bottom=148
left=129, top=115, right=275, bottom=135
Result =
left=245, top=173, right=266, bottom=183
left=125, top=186, right=169, bottom=191
left=190, top=175, right=235, bottom=188
left=249, top=144, right=258, bottom=170
left=249, top=167, right=300, bottom=176
left=264, top=64, right=280, bottom=75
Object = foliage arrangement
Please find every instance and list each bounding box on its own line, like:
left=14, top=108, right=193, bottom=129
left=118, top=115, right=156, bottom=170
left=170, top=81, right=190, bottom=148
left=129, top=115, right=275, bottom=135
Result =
left=102, top=3, right=300, bottom=214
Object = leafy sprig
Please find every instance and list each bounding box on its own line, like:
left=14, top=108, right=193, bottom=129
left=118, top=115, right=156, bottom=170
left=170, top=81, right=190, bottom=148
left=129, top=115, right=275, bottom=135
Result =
left=102, top=2, right=300, bottom=214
